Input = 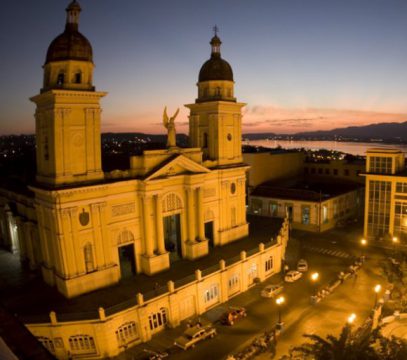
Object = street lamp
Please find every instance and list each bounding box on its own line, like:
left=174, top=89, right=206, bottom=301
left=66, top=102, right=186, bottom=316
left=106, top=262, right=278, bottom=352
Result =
left=276, top=296, right=285, bottom=326
left=392, top=236, right=398, bottom=256
left=347, top=313, right=356, bottom=324
left=311, top=272, right=319, bottom=281
left=374, top=284, right=381, bottom=307
left=360, top=238, right=367, bottom=258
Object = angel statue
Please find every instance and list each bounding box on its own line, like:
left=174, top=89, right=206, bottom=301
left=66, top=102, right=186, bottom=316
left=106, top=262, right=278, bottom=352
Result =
left=163, top=106, right=179, bottom=148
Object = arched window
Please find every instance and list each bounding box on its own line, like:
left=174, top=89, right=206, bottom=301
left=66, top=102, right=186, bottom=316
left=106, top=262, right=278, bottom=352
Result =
left=203, top=133, right=208, bottom=148
left=75, top=72, right=82, bottom=84
left=215, top=87, right=221, bottom=96
left=84, top=243, right=94, bottom=273
left=57, top=73, right=65, bottom=86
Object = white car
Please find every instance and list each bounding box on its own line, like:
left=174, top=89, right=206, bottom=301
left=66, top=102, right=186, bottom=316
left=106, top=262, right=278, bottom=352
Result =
left=174, top=326, right=217, bottom=350
left=297, top=259, right=308, bottom=272
left=261, top=284, right=284, bottom=298
left=284, top=270, right=302, bottom=282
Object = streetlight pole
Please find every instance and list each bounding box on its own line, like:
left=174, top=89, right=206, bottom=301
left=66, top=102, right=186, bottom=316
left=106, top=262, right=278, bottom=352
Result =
left=374, top=284, right=381, bottom=307
left=276, top=296, right=285, bottom=327
left=392, top=236, right=398, bottom=257
left=360, top=238, right=367, bottom=259
left=311, top=272, right=319, bottom=297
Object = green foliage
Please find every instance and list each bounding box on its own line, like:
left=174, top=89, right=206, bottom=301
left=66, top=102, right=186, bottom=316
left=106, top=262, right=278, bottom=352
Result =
left=292, top=323, right=407, bottom=360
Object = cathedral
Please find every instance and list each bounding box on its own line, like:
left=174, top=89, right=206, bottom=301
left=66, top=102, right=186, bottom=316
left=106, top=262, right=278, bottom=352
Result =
left=0, top=0, right=249, bottom=298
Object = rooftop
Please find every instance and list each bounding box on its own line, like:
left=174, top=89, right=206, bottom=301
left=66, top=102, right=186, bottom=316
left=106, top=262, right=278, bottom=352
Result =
left=251, top=180, right=363, bottom=202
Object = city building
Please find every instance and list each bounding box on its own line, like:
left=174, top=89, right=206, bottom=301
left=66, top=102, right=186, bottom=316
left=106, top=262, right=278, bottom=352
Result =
left=363, top=148, right=407, bottom=245
left=248, top=180, right=363, bottom=232
left=244, top=150, right=364, bottom=232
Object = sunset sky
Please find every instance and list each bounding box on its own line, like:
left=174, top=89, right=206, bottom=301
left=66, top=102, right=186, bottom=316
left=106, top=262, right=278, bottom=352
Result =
left=1, top=0, right=407, bottom=135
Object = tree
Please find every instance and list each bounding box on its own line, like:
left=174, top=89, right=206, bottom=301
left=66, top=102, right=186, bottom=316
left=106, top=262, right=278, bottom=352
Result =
left=292, top=323, right=407, bottom=360
left=292, top=324, right=377, bottom=360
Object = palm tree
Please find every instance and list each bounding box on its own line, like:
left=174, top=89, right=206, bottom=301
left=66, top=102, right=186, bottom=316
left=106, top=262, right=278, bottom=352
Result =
left=292, top=323, right=378, bottom=360
left=292, top=323, right=407, bottom=360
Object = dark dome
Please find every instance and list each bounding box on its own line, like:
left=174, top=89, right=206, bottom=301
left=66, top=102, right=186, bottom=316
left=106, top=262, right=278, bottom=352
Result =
left=198, top=57, right=234, bottom=82
left=45, top=29, right=93, bottom=64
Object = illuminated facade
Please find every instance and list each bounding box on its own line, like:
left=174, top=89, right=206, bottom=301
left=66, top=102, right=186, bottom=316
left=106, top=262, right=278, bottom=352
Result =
left=0, top=1, right=250, bottom=298
left=363, top=148, right=407, bottom=245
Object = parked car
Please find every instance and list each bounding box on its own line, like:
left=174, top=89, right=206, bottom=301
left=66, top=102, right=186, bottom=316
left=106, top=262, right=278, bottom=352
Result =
left=297, top=259, right=308, bottom=272
left=143, top=349, right=169, bottom=360
left=261, top=284, right=284, bottom=298
left=220, top=306, right=247, bottom=325
left=284, top=270, right=302, bottom=282
left=174, top=325, right=217, bottom=350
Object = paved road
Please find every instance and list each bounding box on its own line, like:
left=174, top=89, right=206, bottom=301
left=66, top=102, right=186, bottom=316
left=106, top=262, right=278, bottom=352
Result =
left=118, top=231, right=389, bottom=360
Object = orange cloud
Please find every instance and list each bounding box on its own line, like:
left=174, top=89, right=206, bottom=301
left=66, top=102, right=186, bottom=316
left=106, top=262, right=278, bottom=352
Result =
left=242, top=106, right=407, bottom=133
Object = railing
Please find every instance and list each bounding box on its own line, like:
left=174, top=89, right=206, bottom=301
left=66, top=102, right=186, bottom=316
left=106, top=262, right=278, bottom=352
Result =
left=174, top=273, right=196, bottom=289
left=105, top=298, right=138, bottom=317
left=201, top=263, right=220, bottom=277
left=57, top=310, right=99, bottom=322
left=143, top=285, right=168, bottom=302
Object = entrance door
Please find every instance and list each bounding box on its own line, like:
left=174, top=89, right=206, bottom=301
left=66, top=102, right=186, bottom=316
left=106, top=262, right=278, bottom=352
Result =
left=164, top=214, right=181, bottom=262
left=205, top=221, right=214, bottom=247
left=118, top=244, right=136, bottom=279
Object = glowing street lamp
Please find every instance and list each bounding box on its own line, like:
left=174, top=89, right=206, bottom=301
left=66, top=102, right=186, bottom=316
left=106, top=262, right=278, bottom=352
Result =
left=374, top=284, right=382, bottom=306
left=360, top=238, right=367, bottom=258
left=347, top=313, right=356, bottom=324
left=311, top=272, right=319, bottom=281
left=392, top=236, right=398, bottom=256
left=276, top=296, right=285, bottom=325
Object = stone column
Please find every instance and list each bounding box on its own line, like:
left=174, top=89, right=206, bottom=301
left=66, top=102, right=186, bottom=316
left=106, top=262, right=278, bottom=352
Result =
left=24, top=222, right=36, bottom=269
left=186, top=188, right=195, bottom=241
left=196, top=187, right=205, bottom=241
left=155, top=194, right=165, bottom=254
left=91, top=203, right=105, bottom=267
left=143, top=195, right=154, bottom=256
left=15, top=216, right=25, bottom=258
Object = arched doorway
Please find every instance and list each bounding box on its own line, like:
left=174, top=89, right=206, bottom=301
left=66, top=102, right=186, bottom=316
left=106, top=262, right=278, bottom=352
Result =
left=117, top=230, right=136, bottom=279
left=162, top=193, right=183, bottom=262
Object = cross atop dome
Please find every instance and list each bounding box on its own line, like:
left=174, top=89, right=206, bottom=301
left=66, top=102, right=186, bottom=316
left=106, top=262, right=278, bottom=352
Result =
left=66, top=0, right=82, bottom=31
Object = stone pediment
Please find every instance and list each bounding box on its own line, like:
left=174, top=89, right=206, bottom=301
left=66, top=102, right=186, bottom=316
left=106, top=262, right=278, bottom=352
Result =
left=145, top=154, right=210, bottom=181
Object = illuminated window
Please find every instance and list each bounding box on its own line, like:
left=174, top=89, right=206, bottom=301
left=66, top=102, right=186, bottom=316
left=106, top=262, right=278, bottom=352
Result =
left=57, top=73, right=65, bottom=86
left=265, top=257, right=273, bottom=272
left=38, top=337, right=55, bottom=353
left=204, top=284, right=219, bottom=303
left=84, top=243, right=94, bottom=273
left=68, top=335, right=96, bottom=354
left=148, top=308, right=167, bottom=330
left=116, top=321, right=138, bottom=345
left=302, top=206, right=310, bottom=225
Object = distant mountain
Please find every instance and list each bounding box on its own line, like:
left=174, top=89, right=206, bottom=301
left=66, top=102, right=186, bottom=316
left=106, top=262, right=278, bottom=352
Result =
left=294, top=121, right=407, bottom=141
left=243, top=121, right=407, bottom=142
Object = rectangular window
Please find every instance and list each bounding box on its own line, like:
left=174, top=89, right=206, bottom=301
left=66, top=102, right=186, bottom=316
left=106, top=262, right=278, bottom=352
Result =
left=302, top=206, right=310, bottom=225
left=204, top=284, right=219, bottom=303
left=269, top=202, right=278, bottom=216
left=228, top=274, right=239, bottom=289
left=333, top=169, right=338, bottom=175
left=265, top=257, right=273, bottom=272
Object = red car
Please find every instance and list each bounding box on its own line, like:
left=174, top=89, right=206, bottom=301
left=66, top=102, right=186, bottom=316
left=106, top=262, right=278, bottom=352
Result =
left=220, top=306, right=247, bottom=325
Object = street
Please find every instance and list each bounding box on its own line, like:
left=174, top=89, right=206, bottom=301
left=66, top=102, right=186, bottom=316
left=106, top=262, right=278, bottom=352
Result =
left=118, top=232, right=388, bottom=360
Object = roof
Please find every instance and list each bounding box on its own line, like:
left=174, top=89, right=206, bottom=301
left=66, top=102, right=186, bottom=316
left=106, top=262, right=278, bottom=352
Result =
left=251, top=181, right=363, bottom=202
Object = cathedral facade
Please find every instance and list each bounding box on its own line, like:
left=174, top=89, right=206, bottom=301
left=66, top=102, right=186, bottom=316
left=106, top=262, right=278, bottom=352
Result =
left=0, top=1, right=249, bottom=298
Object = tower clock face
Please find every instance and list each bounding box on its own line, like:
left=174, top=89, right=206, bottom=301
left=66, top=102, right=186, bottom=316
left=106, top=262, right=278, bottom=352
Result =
left=227, top=133, right=232, bottom=141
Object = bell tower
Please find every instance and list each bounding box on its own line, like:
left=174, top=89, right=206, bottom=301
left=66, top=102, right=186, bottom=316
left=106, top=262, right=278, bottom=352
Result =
left=31, top=0, right=106, bottom=186
left=186, top=29, right=244, bottom=167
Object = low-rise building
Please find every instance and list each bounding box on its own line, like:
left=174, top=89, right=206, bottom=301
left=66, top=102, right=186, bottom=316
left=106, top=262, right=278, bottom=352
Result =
left=248, top=180, right=364, bottom=232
